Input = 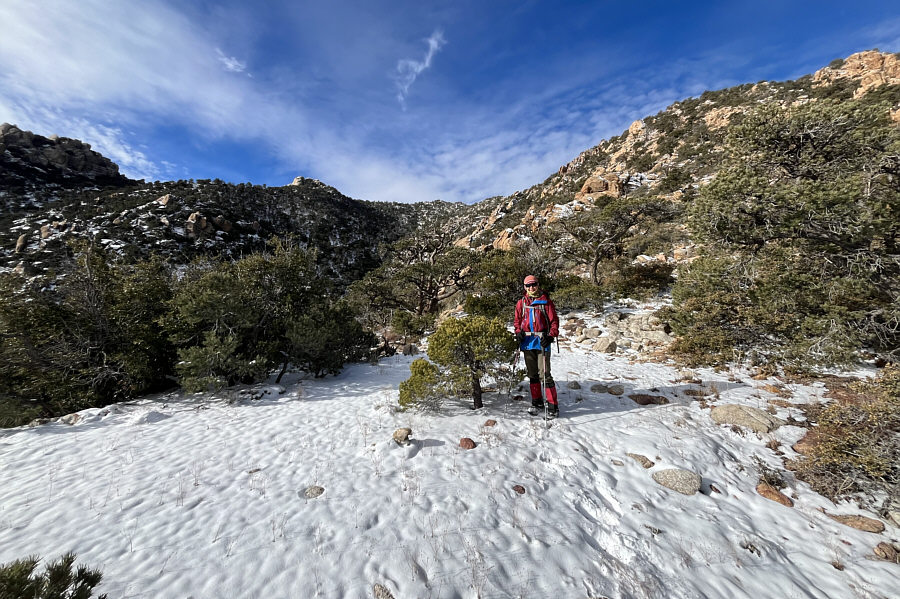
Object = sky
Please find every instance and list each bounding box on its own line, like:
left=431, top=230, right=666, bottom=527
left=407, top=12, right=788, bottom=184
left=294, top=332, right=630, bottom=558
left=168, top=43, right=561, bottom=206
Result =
left=1, top=1, right=898, bottom=204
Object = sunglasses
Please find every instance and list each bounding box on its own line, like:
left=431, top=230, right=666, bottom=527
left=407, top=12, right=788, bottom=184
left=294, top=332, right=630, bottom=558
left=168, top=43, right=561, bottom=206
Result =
left=524, top=283, right=537, bottom=288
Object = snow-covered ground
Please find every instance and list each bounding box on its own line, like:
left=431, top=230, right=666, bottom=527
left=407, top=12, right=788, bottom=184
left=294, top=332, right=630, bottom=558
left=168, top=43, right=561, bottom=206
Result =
left=1, top=325, right=897, bottom=598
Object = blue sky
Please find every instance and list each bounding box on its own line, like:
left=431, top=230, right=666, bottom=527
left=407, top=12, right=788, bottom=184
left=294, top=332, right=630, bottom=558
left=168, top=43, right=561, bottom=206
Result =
left=1, top=1, right=898, bottom=203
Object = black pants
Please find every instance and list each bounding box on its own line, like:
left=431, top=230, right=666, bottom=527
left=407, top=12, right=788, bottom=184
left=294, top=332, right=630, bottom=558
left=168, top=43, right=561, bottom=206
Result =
left=522, top=349, right=554, bottom=386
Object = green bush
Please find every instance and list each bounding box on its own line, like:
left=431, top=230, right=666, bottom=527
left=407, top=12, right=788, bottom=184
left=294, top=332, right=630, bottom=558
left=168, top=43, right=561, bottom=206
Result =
left=598, top=259, right=675, bottom=301
left=0, top=246, right=174, bottom=426
left=398, top=358, right=441, bottom=409
left=421, top=316, right=517, bottom=409
left=552, top=278, right=606, bottom=311
left=165, top=241, right=320, bottom=390
left=0, top=552, right=107, bottom=599
left=286, top=303, right=375, bottom=378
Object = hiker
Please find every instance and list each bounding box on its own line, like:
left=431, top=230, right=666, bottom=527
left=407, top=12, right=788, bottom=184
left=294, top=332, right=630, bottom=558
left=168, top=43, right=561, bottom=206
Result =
left=514, top=275, right=560, bottom=417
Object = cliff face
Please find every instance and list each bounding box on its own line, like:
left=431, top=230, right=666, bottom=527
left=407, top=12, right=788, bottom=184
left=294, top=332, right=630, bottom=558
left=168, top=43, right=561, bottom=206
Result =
left=0, top=123, right=131, bottom=191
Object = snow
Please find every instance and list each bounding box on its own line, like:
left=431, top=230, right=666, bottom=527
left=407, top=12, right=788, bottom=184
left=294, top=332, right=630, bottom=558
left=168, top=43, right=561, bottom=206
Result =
left=0, top=330, right=897, bottom=598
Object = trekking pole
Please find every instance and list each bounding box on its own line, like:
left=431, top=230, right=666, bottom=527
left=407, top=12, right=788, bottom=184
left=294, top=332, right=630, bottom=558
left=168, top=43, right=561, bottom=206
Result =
left=541, top=346, right=549, bottom=428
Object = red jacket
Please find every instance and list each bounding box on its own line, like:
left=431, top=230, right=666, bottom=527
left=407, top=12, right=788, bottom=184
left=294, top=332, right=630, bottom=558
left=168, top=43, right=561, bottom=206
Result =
left=514, top=293, right=559, bottom=338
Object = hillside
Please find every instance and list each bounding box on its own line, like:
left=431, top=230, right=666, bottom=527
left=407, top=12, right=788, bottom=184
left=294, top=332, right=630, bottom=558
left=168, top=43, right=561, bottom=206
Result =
left=456, top=51, right=900, bottom=259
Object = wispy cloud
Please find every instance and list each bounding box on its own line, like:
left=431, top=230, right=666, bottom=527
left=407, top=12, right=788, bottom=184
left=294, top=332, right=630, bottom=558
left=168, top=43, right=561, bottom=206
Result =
left=216, top=48, right=248, bottom=73
left=394, top=30, right=446, bottom=109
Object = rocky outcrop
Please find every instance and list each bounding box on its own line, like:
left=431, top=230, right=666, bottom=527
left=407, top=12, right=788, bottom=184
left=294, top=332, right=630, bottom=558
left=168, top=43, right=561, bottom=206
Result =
left=812, top=50, right=900, bottom=98
left=567, top=312, right=676, bottom=354
left=0, top=123, right=130, bottom=189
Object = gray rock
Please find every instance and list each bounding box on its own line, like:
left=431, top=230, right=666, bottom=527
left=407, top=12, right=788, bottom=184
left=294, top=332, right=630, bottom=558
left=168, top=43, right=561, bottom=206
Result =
left=710, top=404, right=783, bottom=434
left=592, top=337, right=617, bottom=353
left=584, top=328, right=601, bottom=339
left=608, top=384, right=625, bottom=396
left=652, top=468, right=702, bottom=495
left=590, top=383, right=608, bottom=393
left=373, top=584, right=396, bottom=599
left=566, top=381, right=581, bottom=390
left=303, top=485, right=325, bottom=499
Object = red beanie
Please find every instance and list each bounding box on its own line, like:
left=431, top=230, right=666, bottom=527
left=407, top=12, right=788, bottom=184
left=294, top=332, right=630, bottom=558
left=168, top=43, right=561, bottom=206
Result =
left=523, top=275, right=538, bottom=285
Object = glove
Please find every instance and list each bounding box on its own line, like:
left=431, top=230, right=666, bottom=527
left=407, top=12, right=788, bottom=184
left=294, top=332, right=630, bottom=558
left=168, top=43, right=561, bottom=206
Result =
left=540, top=334, right=553, bottom=350
left=515, top=331, right=525, bottom=345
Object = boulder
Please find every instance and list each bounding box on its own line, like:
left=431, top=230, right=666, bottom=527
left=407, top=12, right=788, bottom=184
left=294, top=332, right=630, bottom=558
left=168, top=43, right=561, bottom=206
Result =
left=592, top=337, right=617, bottom=353
left=15, top=234, right=27, bottom=253
left=303, top=485, right=325, bottom=499
left=608, top=384, right=625, bottom=396
left=629, top=394, right=669, bottom=406
left=756, top=482, right=793, bottom=507
left=484, top=419, right=497, bottom=427
left=873, top=542, right=899, bottom=562
left=652, top=468, right=702, bottom=495
left=567, top=381, right=581, bottom=390
left=459, top=438, right=477, bottom=450
left=392, top=428, right=412, bottom=446
left=710, top=404, right=783, bottom=434
left=827, top=514, right=885, bottom=533
left=512, top=485, right=526, bottom=495
left=590, top=383, right=608, bottom=394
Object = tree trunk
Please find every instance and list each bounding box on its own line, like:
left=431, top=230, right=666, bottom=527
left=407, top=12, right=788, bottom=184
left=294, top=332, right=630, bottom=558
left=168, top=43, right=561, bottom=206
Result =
left=275, top=358, right=289, bottom=384
left=471, top=371, right=483, bottom=409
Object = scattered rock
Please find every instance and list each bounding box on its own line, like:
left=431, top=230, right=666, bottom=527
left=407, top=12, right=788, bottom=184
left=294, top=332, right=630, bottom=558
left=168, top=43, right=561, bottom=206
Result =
left=303, top=485, right=325, bottom=499
left=15, top=234, right=27, bottom=253
left=626, top=453, right=654, bottom=469
left=566, top=381, right=581, bottom=390
left=710, top=404, right=783, bottom=434
left=592, top=337, right=617, bottom=353
left=484, top=419, right=497, bottom=427
left=756, top=482, right=793, bottom=507
left=392, top=427, right=412, bottom=446
left=827, top=514, right=885, bottom=533
left=590, top=383, right=608, bottom=393
left=611, top=459, right=624, bottom=466
left=512, top=394, right=525, bottom=402
left=652, top=468, right=702, bottom=495
left=459, top=438, right=477, bottom=450
left=156, top=194, right=171, bottom=206
left=401, top=343, right=418, bottom=356
left=873, top=542, right=899, bottom=562
left=373, top=583, right=396, bottom=599
left=628, top=393, right=669, bottom=406
left=792, top=429, right=824, bottom=455
left=512, top=485, right=526, bottom=495
left=58, top=413, right=81, bottom=425
left=709, top=483, right=722, bottom=494
left=608, top=384, right=625, bottom=396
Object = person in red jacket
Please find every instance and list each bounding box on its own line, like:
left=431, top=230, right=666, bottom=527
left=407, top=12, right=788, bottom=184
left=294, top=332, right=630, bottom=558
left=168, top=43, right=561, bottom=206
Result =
left=513, top=275, right=560, bottom=417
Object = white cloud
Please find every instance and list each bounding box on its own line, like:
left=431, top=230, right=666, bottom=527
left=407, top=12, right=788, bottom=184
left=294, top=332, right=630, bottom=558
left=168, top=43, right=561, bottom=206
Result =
left=216, top=48, right=248, bottom=73
left=394, top=30, right=446, bottom=109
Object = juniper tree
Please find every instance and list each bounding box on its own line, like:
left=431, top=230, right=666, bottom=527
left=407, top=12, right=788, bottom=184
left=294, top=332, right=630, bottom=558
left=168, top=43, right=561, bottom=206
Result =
left=424, top=315, right=517, bottom=409
left=668, top=97, right=900, bottom=366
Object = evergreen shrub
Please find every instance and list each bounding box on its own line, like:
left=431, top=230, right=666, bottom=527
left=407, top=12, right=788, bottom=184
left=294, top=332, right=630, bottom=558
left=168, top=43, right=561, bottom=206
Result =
left=398, top=358, right=440, bottom=410
left=0, top=552, right=107, bottom=599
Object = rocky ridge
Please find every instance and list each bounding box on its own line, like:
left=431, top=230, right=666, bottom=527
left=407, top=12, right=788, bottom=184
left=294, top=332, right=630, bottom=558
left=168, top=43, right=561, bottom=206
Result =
left=455, top=51, right=900, bottom=260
